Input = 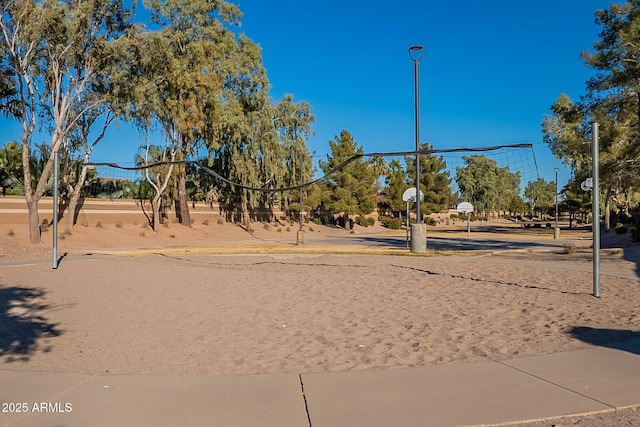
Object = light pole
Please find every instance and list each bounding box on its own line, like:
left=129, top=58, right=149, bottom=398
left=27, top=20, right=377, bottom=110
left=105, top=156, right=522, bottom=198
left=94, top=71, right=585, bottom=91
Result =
left=409, top=45, right=425, bottom=253
left=409, top=45, right=424, bottom=223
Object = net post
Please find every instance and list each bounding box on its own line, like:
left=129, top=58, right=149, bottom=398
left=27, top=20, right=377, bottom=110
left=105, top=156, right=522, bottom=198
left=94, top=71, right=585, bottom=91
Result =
left=52, top=151, right=59, bottom=270
left=592, top=123, right=600, bottom=298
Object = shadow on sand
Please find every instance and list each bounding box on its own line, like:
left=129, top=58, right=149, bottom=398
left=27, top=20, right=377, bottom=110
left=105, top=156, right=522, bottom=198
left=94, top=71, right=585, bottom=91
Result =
left=0, top=285, right=63, bottom=362
left=622, top=246, right=640, bottom=280
left=569, top=326, right=640, bottom=355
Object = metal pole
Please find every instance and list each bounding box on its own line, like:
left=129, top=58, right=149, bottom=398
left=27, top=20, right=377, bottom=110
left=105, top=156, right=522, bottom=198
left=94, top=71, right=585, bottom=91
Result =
left=299, top=156, right=303, bottom=232
left=52, top=151, right=59, bottom=270
left=592, top=123, right=600, bottom=298
left=554, top=168, right=559, bottom=228
left=297, top=155, right=304, bottom=245
left=409, top=45, right=425, bottom=253
left=409, top=46, right=424, bottom=223
left=406, top=201, right=409, bottom=248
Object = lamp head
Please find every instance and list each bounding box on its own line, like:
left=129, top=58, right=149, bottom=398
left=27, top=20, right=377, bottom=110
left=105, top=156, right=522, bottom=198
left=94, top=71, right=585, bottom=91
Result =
left=408, top=45, right=424, bottom=62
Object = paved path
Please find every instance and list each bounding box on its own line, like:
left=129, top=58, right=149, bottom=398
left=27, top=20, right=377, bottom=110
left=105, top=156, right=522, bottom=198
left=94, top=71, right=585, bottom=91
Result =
left=1, top=339, right=640, bottom=427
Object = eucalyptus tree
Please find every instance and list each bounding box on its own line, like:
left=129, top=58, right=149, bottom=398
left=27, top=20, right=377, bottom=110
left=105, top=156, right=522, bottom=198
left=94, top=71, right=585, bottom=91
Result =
left=273, top=94, right=316, bottom=219
left=319, top=130, right=377, bottom=227
left=0, top=0, right=137, bottom=242
left=455, top=155, right=520, bottom=216
left=61, top=108, right=118, bottom=228
left=404, top=143, right=452, bottom=216
left=133, top=0, right=241, bottom=227
left=136, top=142, right=176, bottom=230
left=211, top=34, right=317, bottom=232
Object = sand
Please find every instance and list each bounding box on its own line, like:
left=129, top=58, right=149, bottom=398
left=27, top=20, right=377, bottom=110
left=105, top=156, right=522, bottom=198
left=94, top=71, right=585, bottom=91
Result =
left=1, top=220, right=640, bottom=425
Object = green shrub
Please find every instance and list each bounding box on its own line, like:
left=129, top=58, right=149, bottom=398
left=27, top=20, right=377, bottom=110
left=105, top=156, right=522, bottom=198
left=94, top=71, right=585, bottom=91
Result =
left=379, top=216, right=402, bottom=230
left=425, top=217, right=436, bottom=226
left=366, top=217, right=375, bottom=226
left=355, top=216, right=369, bottom=227
left=313, top=217, right=323, bottom=225
left=615, top=223, right=628, bottom=234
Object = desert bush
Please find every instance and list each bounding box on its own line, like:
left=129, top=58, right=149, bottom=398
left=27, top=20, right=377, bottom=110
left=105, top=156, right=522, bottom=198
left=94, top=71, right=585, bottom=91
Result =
left=562, top=243, right=576, bottom=254
left=379, top=216, right=402, bottom=230
left=355, top=216, right=369, bottom=227
left=615, top=223, right=628, bottom=234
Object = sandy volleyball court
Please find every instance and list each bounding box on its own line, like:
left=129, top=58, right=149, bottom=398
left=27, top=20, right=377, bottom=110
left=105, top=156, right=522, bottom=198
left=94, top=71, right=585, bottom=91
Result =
left=1, top=251, right=639, bottom=377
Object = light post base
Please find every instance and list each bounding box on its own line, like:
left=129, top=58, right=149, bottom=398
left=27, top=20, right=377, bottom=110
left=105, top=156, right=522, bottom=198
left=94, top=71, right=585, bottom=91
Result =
left=553, top=227, right=560, bottom=240
left=297, top=230, right=304, bottom=245
left=410, top=224, right=426, bottom=253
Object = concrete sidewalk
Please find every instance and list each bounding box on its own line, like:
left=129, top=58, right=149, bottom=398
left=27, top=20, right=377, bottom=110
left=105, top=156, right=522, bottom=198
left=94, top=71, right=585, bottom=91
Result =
left=1, top=340, right=640, bottom=427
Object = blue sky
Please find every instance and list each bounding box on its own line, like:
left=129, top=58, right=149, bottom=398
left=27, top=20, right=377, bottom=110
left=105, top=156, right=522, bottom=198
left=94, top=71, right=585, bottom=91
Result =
left=235, top=0, right=611, bottom=189
left=1, top=0, right=612, bottom=190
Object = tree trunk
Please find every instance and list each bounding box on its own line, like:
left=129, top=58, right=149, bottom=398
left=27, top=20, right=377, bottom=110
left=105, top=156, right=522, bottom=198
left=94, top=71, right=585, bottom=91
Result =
left=241, top=199, right=253, bottom=233
left=344, top=215, right=351, bottom=231
left=26, top=197, right=41, bottom=244
left=604, top=198, right=611, bottom=232
left=176, top=164, right=191, bottom=227
left=152, top=194, right=161, bottom=231
left=66, top=164, right=89, bottom=228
